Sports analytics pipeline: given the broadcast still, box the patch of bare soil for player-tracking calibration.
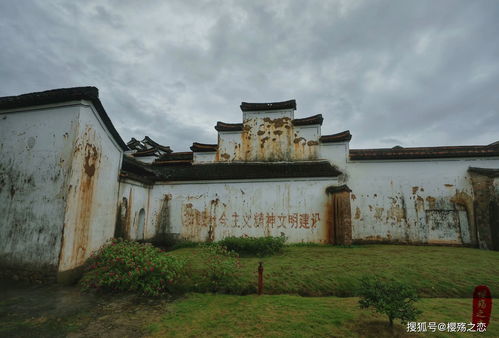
[0,280,171,338]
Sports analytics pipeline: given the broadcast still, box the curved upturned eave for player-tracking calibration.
[320,130,352,143]
[240,99,296,112]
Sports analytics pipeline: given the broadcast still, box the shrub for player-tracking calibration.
[196,244,243,293]
[80,239,185,296]
[358,276,421,327]
[218,236,286,256]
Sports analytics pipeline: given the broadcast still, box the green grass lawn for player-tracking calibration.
[1,245,497,337]
[168,244,499,297]
[148,294,498,337]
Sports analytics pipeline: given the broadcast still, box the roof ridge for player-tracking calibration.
[350,144,499,160]
[240,100,296,112]
[292,114,324,126]
[215,121,243,132]
[190,142,218,152]
[320,130,352,143]
[0,86,127,150]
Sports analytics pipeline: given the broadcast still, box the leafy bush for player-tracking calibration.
[80,239,185,296]
[358,276,421,327]
[218,236,286,256]
[196,244,243,293]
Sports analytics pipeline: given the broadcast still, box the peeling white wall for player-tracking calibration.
[58,102,123,273]
[216,109,322,162]
[291,125,320,161]
[145,178,338,243]
[347,158,499,245]
[121,155,499,246]
[242,109,295,161]
[0,104,79,272]
[3,95,498,280]
[217,131,242,162]
[117,180,152,240]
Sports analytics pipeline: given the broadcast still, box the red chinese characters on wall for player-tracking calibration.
[182,205,321,230]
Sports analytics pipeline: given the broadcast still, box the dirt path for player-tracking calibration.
[0,280,171,338]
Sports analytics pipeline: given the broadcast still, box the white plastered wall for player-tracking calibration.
[346,158,499,245]
[143,177,339,243]
[117,180,153,240]
[0,104,79,273]
[58,102,123,273]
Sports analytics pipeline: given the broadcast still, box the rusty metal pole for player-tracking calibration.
[258,262,264,295]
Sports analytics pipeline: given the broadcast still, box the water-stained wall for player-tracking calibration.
[3,91,498,285]
[116,180,154,241]
[217,131,241,162]
[0,105,79,275]
[240,110,295,161]
[293,125,321,161]
[123,155,498,248]
[58,104,123,276]
[347,158,499,246]
[145,178,339,243]
[216,108,321,162]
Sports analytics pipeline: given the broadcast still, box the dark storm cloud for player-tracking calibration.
[1,0,498,151]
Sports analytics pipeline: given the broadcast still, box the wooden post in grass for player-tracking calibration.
[258,262,264,295]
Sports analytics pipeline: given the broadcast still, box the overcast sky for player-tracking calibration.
[1,0,498,151]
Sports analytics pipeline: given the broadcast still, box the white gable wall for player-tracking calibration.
[0,104,79,275]
[292,125,321,160]
[320,142,349,173]
[58,102,123,276]
[217,131,241,161]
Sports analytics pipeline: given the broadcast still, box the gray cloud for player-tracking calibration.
[1,0,498,151]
